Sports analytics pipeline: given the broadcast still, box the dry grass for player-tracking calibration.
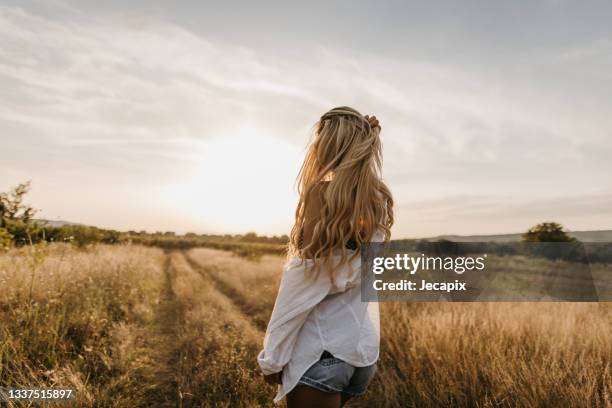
[361,302,611,407]
[0,243,166,407]
[1,244,610,407]
[186,248,283,330]
[187,248,612,407]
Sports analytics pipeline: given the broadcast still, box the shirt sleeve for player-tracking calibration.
[257,262,331,375]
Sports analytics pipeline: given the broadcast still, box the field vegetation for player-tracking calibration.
[1,243,610,407]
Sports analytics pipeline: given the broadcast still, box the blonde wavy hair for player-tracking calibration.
[288,106,394,280]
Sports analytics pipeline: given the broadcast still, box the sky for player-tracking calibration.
[1,0,611,238]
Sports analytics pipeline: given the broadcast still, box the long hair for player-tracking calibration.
[288,106,394,281]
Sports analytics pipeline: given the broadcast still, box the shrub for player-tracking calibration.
[523,222,574,242]
[0,227,12,251]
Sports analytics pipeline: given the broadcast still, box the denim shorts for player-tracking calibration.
[297,352,377,396]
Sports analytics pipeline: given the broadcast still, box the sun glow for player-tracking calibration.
[164,126,303,234]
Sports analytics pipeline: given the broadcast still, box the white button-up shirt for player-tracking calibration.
[257,231,383,403]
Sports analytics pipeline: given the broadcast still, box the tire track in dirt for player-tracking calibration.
[142,252,186,408]
[183,252,267,333]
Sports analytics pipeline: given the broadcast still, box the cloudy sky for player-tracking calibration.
[1,0,611,238]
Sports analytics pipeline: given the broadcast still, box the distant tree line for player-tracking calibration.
[125,230,289,245]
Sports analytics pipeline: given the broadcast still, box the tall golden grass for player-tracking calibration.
[187,248,612,407]
[0,244,166,407]
[0,244,610,407]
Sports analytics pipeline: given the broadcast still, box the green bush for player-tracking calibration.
[42,225,116,248]
[0,227,13,251]
[3,218,42,245]
[523,222,574,242]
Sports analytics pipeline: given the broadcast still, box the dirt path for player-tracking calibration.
[141,253,187,408]
[139,251,268,407]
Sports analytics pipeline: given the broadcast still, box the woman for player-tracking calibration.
[257,106,394,407]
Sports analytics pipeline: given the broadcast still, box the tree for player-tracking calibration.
[522,222,574,242]
[1,182,39,245]
[0,181,36,227]
[522,222,584,261]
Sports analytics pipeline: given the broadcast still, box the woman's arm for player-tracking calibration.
[257,260,332,377]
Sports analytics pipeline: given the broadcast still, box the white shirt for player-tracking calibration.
[257,231,383,403]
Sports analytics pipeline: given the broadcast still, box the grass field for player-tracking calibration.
[1,244,611,407]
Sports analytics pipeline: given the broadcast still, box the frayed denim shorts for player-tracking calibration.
[298,351,377,396]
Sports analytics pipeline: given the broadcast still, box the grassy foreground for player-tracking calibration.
[0,244,610,407]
